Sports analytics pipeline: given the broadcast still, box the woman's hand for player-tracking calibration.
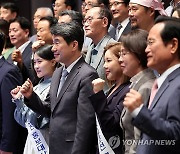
[92,78,105,93]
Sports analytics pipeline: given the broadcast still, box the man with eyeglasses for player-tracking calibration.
[84,6,116,91]
[84,0,110,15]
[52,0,75,19]
[108,0,131,41]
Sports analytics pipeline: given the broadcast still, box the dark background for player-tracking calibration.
[0,0,171,35]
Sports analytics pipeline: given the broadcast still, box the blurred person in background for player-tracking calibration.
[0,19,15,59]
[0,2,19,22]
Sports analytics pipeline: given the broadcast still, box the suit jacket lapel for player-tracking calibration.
[91,35,112,69]
[149,80,169,110]
[22,42,32,60]
[149,67,180,110]
[51,57,84,112]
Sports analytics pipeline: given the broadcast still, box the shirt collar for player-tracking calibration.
[157,64,180,88]
[16,41,31,53]
[64,56,82,73]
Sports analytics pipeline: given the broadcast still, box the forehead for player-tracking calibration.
[34,9,45,16]
[129,3,145,9]
[53,35,64,41]
[0,7,11,12]
[148,23,164,39]
[110,0,123,2]
[86,7,100,17]
[58,15,72,23]
[37,20,50,27]
[85,0,98,3]
[10,22,21,28]
[55,0,65,4]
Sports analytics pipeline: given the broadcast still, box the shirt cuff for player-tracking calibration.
[131,104,143,117]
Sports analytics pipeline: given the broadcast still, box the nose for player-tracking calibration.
[119,56,123,63]
[128,9,134,18]
[51,45,56,52]
[103,62,107,69]
[145,45,150,54]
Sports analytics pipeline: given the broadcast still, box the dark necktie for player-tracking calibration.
[57,69,68,97]
[115,24,122,41]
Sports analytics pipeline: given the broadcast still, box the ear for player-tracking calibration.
[149,8,155,18]
[71,40,78,51]
[24,29,30,38]
[51,59,57,67]
[66,6,72,10]
[11,12,17,19]
[170,38,178,54]
[102,17,108,28]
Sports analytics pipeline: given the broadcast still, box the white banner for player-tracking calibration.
[96,115,115,154]
[25,121,49,154]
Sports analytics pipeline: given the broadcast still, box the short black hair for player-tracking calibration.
[0,2,19,16]
[39,16,58,28]
[155,16,180,58]
[59,10,83,27]
[0,32,6,54]
[65,0,76,10]
[50,21,84,51]
[35,44,54,60]
[0,19,13,48]
[10,17,31,34]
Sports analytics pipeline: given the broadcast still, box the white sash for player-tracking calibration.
[25,121,49,154]
[96,115,115,154]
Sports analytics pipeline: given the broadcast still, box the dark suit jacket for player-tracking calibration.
[7,42,34,83]
[108,21,131,42]
[133,67,180,154]
[89,82,130,154]
[0,57,27,154]
[25,57,99,154]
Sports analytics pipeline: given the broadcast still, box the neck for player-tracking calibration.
[92,31,107,46]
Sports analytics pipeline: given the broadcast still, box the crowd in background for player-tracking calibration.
[0,0,180,154]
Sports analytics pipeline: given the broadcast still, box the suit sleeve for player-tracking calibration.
[25,91,51,118]
[0,68,22,152]
[132,88,180,140]
[71,72,98,154]
[89,89,127,132]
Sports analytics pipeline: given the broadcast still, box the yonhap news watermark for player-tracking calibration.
[123,139,176,146]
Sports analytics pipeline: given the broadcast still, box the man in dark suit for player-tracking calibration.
[0,32,26,154]
[8,17,34,83]
[123,16,180,154]
[14,22,99,154]
[108,0,131,41]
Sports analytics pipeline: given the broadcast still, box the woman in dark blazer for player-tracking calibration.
[89,42,130,154]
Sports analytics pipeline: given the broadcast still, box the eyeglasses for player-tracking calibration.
[119,51,130,57]
[83,16,103,24]
[109,1,125,8]
[83,2,99,8]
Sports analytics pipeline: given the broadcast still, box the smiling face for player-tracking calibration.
[145,23,174,74]
[119,45,141,77]
[9,22,29,48]
[33,53,55,79]
[37,20,52,44]
[109,0,129,22]
[104,49,123,81]
[51,35,74,66]
[128,3,153,30]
